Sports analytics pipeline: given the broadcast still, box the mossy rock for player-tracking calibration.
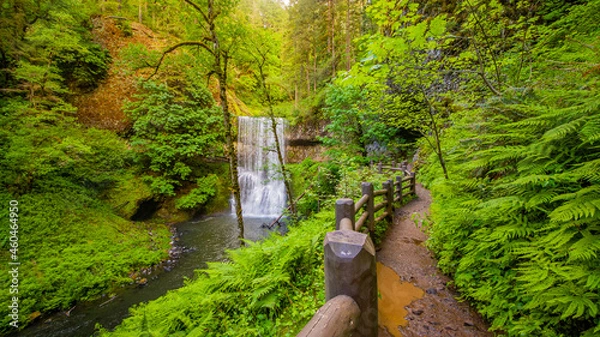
[102,173,153,219]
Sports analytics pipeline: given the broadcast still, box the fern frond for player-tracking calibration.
[543,116,588,141]
[585,271,600,291]
[568,231,600,261]
[525,191,558,210]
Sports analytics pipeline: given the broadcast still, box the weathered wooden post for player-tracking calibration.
[361,182,374,233]
[383,180,394,223]
[411,173,416,195]
[335,198,355,230]
[392,160,396,168]
[395,176,403,205]
[324,230,378,337]
[377,162,382,174]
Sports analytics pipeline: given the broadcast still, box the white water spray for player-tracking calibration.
[237,117,286,217]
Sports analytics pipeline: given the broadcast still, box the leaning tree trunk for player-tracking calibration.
[218,61,244,243]
[257,63,296,216]
[268,109,295,216]
[208,0,244,244]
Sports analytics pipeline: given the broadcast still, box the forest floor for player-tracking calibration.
[377,184,493,337]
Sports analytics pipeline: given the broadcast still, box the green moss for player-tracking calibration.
[201,163,232,214]
[102,172,154,219]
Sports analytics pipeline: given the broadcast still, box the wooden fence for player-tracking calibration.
[297,163,416,337]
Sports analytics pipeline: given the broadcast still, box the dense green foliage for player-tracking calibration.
[99,211,332,337]
[0,0,226,331]
[2,0,599,335]
[0,101,171,331]
[125,79,224,201]
[414,1,600,336]
[316,0,600,335]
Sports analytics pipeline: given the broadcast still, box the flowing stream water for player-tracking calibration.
[16,117,288,336]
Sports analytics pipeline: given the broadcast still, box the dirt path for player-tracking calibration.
[377,184,493,337]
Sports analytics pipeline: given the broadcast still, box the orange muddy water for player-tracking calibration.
[377,262,424,337]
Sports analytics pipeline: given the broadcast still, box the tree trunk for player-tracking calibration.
[306,62,311,95]
[258,65,296,216]
[313,51,317,92]
[294,82,298,109]
[427,109,449,180]
[346,0,351,71]
[208,0,245,244]
[329,0,336,76]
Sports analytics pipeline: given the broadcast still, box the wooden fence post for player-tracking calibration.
[383,180,394,223]
[377,162,382,174]
[361,182,374,234]
[395,176,403,205]
[411,173,416,195]
[324,230,378,337]
[335,198,355,230]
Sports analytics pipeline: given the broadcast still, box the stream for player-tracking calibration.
[15,214,284,337]
[17,116,288,336]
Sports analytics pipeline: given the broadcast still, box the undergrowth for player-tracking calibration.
[98,211,335,337]
[0,101,172,331]
[419,2,600,335]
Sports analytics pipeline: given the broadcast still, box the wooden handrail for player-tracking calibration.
[297,295,360,337]
[373,189,387,196]
[355,211,369,231]
[339,217,353,231]
[375,212,390,223]
[354,194,369,213]
[374,202,386,213]
[298,162,417,337]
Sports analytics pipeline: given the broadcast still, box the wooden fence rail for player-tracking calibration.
[297,163,416,337]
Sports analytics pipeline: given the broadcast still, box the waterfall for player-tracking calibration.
[237,116,286,217]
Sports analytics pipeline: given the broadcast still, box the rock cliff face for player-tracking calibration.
[285,120,328,163]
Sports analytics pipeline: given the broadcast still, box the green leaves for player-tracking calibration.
[175,175,219,210]
[419,1,600,336]
[125,79,224,197]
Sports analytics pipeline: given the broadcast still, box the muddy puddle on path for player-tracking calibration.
[377,262,424,337]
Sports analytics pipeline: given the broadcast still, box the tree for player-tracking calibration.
[150,0,247,243]
[284,0,368,100]
[244,27,297,216]
[338,0,453,178]
[125,79,224,199]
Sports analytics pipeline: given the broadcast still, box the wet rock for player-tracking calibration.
[426,288,438,295]
[464,320,475,326]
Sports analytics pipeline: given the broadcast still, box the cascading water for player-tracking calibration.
[237,116,287,217]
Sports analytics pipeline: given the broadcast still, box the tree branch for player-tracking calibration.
[148,41,214,80]
[471,39,503,96]
[182,0,210,23]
